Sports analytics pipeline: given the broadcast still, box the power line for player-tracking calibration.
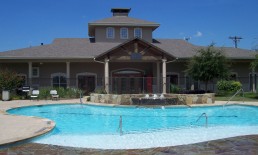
[229,36,243,48]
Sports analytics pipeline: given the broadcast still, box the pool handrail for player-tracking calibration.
[223,88,244,108]
[117,115,123,136]
[196,113,208,128]
[80,91,83,104]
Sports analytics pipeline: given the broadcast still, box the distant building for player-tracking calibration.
[0,8,256,94]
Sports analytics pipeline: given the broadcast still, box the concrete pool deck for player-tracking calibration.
[0,99,258,154]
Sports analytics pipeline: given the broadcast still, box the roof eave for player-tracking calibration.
[0,57,94,60]
[178,56,255,60]
[88,23,160,27]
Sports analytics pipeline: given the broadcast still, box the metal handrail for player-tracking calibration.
[117,115,123,136]
[195,113,208,128]
[223,88,244,108]
[80,92,83,104]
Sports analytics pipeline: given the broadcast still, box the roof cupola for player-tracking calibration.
[111,8,131,16]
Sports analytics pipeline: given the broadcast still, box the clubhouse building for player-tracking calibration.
[0,8,256,94]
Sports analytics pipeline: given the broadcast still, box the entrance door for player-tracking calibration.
[78,75,95,95]
[112,70,143,94]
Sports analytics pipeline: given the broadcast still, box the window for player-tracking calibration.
[134,28,142,38]
[106,27,115,39]
[51,73,67,88]
[185,75,199,90]
[249,73,257,91]
[120,27,128,39]
[167,72,179,93]
[32,67,39,77]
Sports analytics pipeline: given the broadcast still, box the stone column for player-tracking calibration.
[162,58,167,94]
[104,58,109,94]
[66,62,70,88]
[156,62,160,93]
[28,62,32,86]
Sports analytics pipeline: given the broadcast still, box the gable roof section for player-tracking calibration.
[94,38,176,61]
[88,16,160,37]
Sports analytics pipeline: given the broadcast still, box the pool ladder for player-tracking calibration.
[195,113,208,128]
[80,92,83,104]
[117,115,123,136]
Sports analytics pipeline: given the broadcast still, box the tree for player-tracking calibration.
[0,69,22,91]
[250,54,258,92]
[186,44,229,91]
[251,54,258,70]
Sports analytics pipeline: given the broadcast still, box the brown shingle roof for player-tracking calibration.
[0,38,119,59]
[153,39,256,59]
[0,38,255,60]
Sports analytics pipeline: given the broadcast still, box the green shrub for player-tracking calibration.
[217,80,242,96]
[94,87,107,94]
[37,87,82,99]
[38,87,52,99]
[0,69,23,91]
[10,91,23,100]
[170,84,181,94]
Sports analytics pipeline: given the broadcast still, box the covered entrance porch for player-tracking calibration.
[94,38,176,94]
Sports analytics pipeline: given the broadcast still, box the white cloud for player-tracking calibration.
[194,31,203,37]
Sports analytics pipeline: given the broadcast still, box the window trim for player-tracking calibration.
[134,28,142,38]
[120,27,128,39]
[106,27,115,39]
[32,67,39,78]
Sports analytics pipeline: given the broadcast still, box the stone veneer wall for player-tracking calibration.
[90,93,215,105]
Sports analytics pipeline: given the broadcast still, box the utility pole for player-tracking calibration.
[229,36,243,48]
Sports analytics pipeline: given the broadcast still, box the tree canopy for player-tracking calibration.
[251,54,258,71]
[186,45,230,91]
[0,69,22,91]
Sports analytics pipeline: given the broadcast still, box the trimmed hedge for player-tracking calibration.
[216,80,242,95]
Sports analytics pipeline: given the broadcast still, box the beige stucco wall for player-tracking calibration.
[95,26,153,43]
[0,60,253,91]
[0,63,28,75]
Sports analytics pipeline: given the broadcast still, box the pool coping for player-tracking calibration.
[0,99,258,148]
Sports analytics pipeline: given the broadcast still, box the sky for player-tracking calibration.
[0,0,258,52]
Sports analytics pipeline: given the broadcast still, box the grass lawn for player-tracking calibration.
[215,92,258,101]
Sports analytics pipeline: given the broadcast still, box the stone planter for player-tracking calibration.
[90,93,215,105]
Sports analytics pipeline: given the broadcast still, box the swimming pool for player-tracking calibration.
[8,104,258,149]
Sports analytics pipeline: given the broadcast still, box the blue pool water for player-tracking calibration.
[7,104,258,149]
